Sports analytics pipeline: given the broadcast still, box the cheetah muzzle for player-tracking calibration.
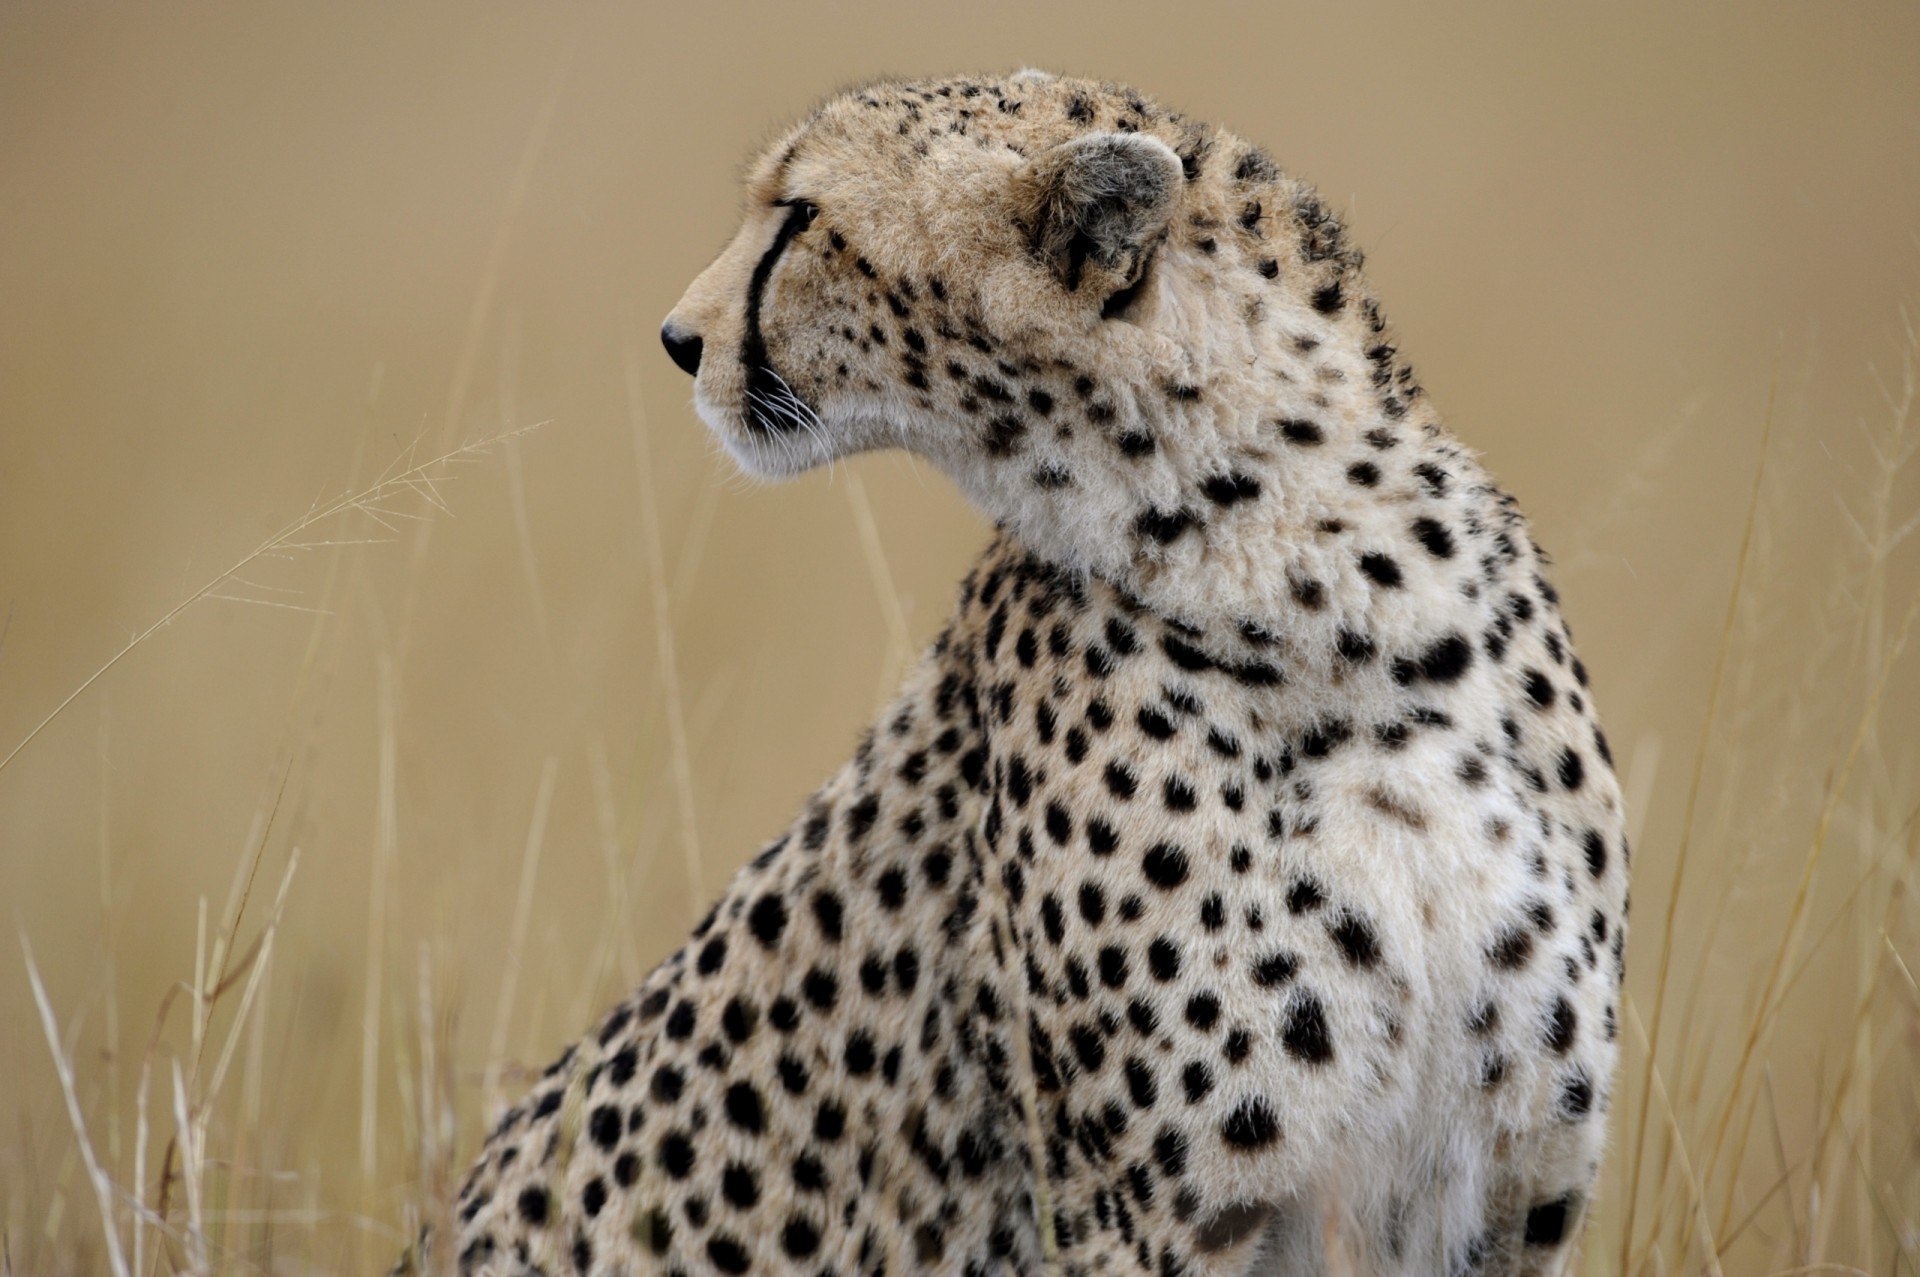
[424,70,1628,1277]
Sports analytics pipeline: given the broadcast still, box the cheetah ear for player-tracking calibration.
[1016,131,1182,295]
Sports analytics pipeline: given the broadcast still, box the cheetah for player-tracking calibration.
[430,71,1628,1277]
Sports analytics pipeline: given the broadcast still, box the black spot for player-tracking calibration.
[748,894,788,948]
[1358,552,1403,588]
[1583,829,1608,878]
[845,1030,877,1075]
[1182,1061,1214,1103]
[1286,878,1325,914]
[1300,719,1352,757]
[811,890,844,942]
[706,1234,751,1274]
[1277,418,1322,445]
[664,1001,696,1040]
[984,414,1027,456]
[1041,893,1068,944]
[1524,1197,1574,1246]
[1311,282,1344,314]
[1545,997,1577,1054]
[1134,507,1195,545]
[651,1063,686,1104]
[1153,1128,1190,1180]
[858,954,888,996]
[1336,629,1376,663]
[1329,914,1381,968]
[1161,635,1212,672]
[1116,430,1156,457]
[1200,893,1227,931]
[1346,461,1380,488]
[783,1216,822,1258]
[725,1082,765,1134]
[1392,632,1474,685]
[1071,1024,1106,1073]
[1488,927,1534,970]
[802,967,838,1011]
[1411,517,1455,558]
[1142,844,1190,889]
[589,1104,621,1151]
[1220,1098,1281,1150]
[517,1186,549,1226]
[722,1162,760,1210]
[1560,1069,1594,1118]
[1251,951,1298,987]
[1201,473,1262,506]
[1282,994,1333,1064]
[1558,748,1586,791]
[659,1130,696,1178]
[1137,706,1177,740]
[1524,669,1556,708]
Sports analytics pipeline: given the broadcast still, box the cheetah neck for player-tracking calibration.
[945,289,1498,662]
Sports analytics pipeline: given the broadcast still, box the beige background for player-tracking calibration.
[2,2,1917,1270]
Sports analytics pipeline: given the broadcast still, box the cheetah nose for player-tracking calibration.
[660,322,703,377]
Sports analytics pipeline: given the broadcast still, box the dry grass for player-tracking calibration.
[2,304,1915,1275]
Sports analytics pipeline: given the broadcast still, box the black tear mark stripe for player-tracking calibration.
[742,201,815,433]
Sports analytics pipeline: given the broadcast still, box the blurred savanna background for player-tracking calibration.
[2,2,1918,1272]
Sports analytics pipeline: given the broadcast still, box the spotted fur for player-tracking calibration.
[425,70,1627,1277]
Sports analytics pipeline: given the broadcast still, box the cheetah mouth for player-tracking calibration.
[695,381,832,480]
[743,360,818,437]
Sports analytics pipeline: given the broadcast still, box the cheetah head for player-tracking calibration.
[663,72,1376,592]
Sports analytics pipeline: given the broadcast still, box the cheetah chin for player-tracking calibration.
[424,70,1628,1277]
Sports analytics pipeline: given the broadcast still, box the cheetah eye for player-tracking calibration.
[780,198,821,225]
